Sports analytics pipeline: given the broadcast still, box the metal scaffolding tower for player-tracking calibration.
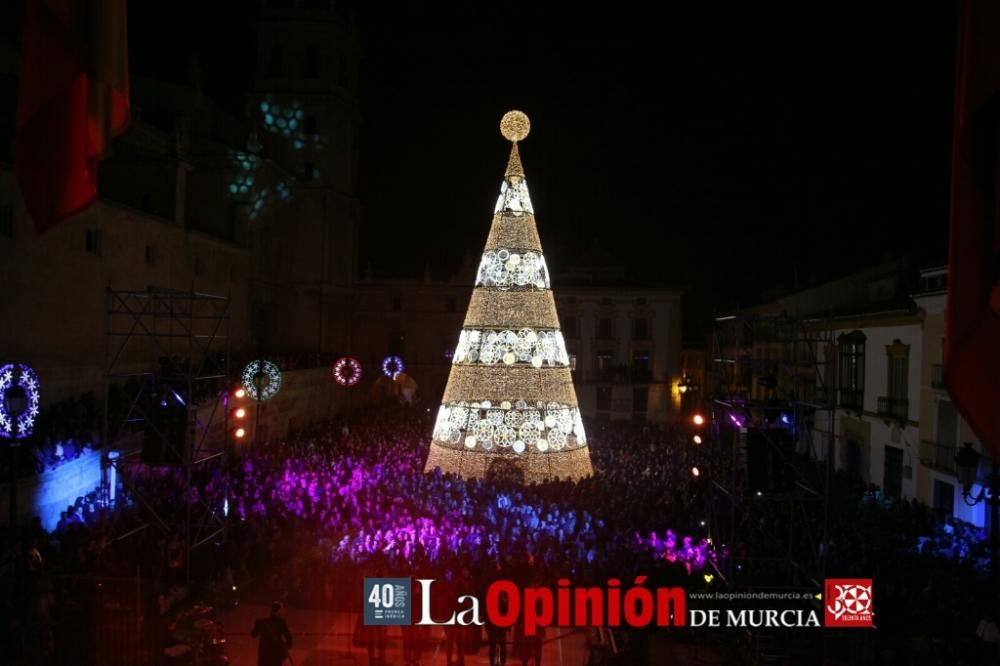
[708,311,844,661]
[102,287,231,581]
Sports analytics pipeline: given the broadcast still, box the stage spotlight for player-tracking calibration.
[234,388,246,399]
[692,414,705,426]
[691,466,701,477]
[235,408,246,419]
[235,427,246,439]
[693,434,703,445]
[780,413,791,424]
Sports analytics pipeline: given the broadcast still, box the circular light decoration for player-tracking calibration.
[0,364,41,439]
[500,110,531,142]
[381,355,405,379]
[333,356,363,387]
[241,360,282,401]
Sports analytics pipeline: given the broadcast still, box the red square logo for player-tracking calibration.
[824,579,874,628]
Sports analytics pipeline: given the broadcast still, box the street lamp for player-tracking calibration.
[955,442,998,504]
[954,442,1000,588]
[678,375,699,417]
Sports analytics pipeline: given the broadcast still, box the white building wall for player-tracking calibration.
[827,321,922,500]
[912,288,989,528]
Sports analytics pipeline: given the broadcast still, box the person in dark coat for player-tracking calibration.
[251,601,293,666]
[484,561,510,666]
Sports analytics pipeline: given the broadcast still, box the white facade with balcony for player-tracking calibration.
[813,266,989,527]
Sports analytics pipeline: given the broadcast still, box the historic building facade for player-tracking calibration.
[0,3,684,431]
[711,262,990,527]
[0,3,361,408]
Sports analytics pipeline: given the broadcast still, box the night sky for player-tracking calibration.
[110,4,961,334]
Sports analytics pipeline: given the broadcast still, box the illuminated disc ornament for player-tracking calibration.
[0,363,41,439]
[241,360,282,401]
[381,355,405,378]
[332,356,362,387]
[500,110,530,142]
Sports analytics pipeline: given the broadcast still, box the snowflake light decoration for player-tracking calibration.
[0,363,41,439]
[227,150,259,197]
[476,250,549,289]
[248,187,270,221]
[260,98,304,139]
[276,181,291,201]
[432,401,586,454]
[242,360,282,401]
[333,357,362,387]
[381,356,405,379]
[452,328,569,367]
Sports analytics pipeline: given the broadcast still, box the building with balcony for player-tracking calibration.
[555,283,683,423]
[713,261,989,527]
[817,301,923,501]
[911,266,988,527]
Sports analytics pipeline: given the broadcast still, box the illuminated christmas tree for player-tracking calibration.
[425,111,594,483]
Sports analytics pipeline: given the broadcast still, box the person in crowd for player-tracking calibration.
[251,601,293,666]
[976,610,999,665]
[484,561,510,666]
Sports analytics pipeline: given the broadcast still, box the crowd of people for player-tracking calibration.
[1,404,716,664]
[1,400,996,665]
[219,406,714,613]
[0,392,100,480]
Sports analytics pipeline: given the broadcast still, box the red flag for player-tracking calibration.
[945,0,1000,460]
[14,0,130,234]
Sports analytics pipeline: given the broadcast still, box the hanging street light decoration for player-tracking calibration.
[0,363,41,439]
[381,355,405,379]
[241,360,282,401]
[333,356,363,387]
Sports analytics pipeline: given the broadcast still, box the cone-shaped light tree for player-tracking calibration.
[425,111,594,483]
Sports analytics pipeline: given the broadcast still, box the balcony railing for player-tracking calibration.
[838,389,864,411]
[877,397,908,422]
[931,363,945,389]
[920,440,956,474]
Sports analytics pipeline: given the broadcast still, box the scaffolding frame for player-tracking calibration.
[102,287,231,581]
[708,311,843,660]
[710,312,837,575]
